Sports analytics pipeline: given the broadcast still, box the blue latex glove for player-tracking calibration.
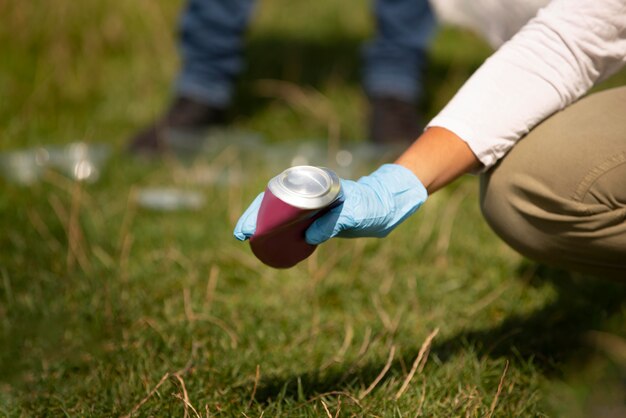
[305,164,428,244]
[233,192,263,241]
[233,164,428,243]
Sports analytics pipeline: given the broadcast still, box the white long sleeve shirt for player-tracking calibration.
[427,0,626,169]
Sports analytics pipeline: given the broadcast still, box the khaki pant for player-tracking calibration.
[480,86,626,280]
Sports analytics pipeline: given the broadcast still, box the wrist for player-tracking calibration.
[394,127,481,193]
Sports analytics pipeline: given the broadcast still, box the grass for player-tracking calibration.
[2,0,626,416]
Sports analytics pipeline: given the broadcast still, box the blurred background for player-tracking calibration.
[2,0,626,416]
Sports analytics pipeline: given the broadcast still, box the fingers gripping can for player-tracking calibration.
[250,165,343,268]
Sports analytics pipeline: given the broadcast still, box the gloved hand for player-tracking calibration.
[305,163,427,244]
[233,164,428,244]
[233,192,264,241]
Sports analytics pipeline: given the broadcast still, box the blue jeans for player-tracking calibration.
[176,0,436,108]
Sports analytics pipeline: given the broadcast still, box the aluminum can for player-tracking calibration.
[250,165,343,268]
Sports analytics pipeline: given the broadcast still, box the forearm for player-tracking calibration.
[394,127,481,193]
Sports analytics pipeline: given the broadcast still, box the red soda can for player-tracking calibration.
[249,165,343,268]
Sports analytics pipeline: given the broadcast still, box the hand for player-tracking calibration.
[233,192,264,241]
[304,164,428,244]
[233,164,428,244]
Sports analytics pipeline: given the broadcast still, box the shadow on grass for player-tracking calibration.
[250,264,626,403]
[432,264,626,371]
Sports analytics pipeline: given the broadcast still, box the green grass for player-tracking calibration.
[2,0,626,416]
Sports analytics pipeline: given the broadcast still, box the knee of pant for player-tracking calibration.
[480,163,626,271]
[480,172,522,247]
[479,170,555,261]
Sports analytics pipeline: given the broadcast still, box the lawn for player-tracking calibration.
[2,0,626,416]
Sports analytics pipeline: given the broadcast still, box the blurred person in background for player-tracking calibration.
[128,0,437,155]
[235,0,626,279]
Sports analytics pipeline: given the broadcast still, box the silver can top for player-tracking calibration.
[268,165,342,209]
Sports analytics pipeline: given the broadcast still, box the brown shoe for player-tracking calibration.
[127,96,227,156]
[368,96,423,146]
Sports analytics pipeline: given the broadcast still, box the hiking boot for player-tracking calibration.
[368,96,423,146]
[127,96,227,156]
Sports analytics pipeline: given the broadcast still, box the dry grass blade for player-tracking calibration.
[338,328,380,384]
[321,400,333,418]
[296,391,361,410]
[334,396,342,418]
[121,372,170,418]
[92,246,115,269]
[204,264,220,310]
[43,169,83,195]
[321,321,354,370]
[248,365,260,409]
[173,393,201,418]
[255,79,334,124]
[357,327,373,357]
[122,341,199,418]
[26,208,63,252]
[466,283,511,317]
[67,181,92,273]
[336,322,354,359]
[359,345,396,400]
[192,314,239,348]
[183,287,195,323]
[487,360,509,418]
[173,373,200,418]
[48,187,91,274]
[395,328,439,400]
[372,295,393,332]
